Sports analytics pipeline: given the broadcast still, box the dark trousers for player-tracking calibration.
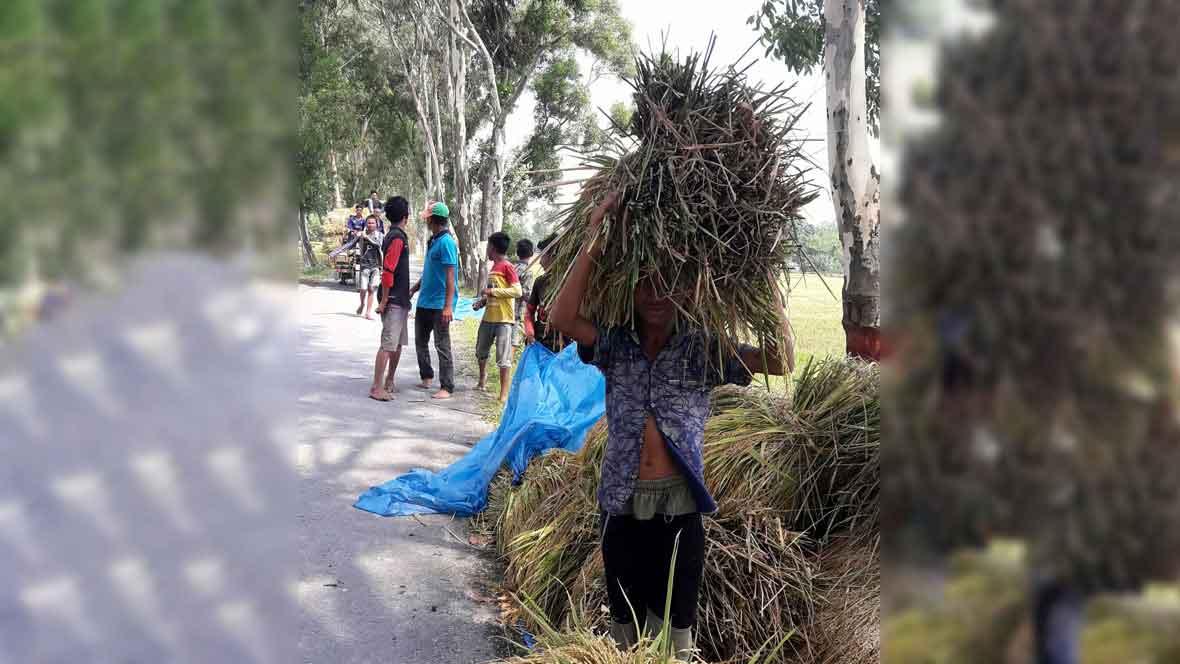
[600,512,705,630]
[414,307,454,392]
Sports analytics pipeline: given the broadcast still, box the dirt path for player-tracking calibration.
[295,275,503,664]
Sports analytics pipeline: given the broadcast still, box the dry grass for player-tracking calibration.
[543,40,816,364]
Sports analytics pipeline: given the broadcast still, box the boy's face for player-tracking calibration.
[366,218,377,232]
[634,275,675,328]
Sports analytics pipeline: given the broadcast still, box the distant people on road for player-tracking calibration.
[512,238,535,348]
[346,203,367,236]
[365,190,383,219]
[370,196,412,401]
[472,232,522,404]
[409,201,460,401]
[525,234,566,353]
[356,215,384,320]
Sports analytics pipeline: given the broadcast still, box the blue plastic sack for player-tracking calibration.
[354,343,605,517]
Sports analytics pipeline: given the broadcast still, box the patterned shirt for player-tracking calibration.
[578,326,754,514]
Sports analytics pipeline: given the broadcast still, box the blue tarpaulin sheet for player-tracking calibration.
[408,294,479,321]
[354,343,605,517]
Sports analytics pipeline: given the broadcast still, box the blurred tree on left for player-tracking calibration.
[0,0,296,287]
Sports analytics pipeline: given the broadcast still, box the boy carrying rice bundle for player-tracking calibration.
[548,193,796,660]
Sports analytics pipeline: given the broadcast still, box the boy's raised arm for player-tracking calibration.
[548,192,619,347]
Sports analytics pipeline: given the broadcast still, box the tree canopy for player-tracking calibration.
[750,0,880,134]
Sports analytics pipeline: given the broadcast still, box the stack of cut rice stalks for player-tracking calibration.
[483,358,880,663]
[541,39,816,365]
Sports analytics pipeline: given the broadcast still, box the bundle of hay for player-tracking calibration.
[544,40,816,360]
[479,422,607,625]
[705,360,880,545]
[803,536,880,664]
[485,359,880,662]
[696,513,816,662]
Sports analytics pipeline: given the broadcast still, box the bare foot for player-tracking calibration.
[384,383,400,395]
[431,389,453,400]
[475,383,486,393]
[356,305,364,315]
[364,313,374,320]
[368,388,392,402]
[415,380,432,390]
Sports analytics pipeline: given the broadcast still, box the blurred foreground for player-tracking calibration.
[0,254,300,662]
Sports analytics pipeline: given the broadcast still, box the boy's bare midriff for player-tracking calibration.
[639,413,682,480]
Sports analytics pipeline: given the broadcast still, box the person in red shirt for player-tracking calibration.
[370,197,412,401]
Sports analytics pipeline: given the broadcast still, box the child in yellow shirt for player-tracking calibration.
[472,232,522,402]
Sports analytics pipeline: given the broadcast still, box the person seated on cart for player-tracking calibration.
[344,204,367,241]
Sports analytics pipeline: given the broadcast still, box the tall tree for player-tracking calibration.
[299,0,419,266]
[434,0,632,284]
[753,0,881,360]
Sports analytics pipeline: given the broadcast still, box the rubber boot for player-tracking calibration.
[670,626,695,661]
[609,621,638,650]
[643,609,664,639]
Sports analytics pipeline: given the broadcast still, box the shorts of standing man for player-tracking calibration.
[380,304,410,352]
[476,321,514,369]
[358,266,380,291]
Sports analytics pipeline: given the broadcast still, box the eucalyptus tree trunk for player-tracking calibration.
[475,164,494,289]
[328,150,343,210]
[489,120,506,234]
[425,59,447,198]
[824,0,881,360]
[298,207,316,267]
[447,0,477,288]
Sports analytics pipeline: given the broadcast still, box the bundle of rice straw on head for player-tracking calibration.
[544,38,816,361]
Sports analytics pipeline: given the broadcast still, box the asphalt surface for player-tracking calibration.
[0,255,506,664]
[295,275,504,664]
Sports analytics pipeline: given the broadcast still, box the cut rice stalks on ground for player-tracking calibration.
[706,359,880,546]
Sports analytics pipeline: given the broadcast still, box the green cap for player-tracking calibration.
[430,201,450,219]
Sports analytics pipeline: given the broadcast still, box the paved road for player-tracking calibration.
[295,276,503,664]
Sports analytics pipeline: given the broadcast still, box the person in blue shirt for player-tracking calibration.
[548,191,795,659]
[346,204,367,235]
[408,201,460,400]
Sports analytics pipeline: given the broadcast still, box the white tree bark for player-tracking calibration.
[437,0,541,240]
[824,0,881,359]
[374,4,444,201]
[447,0,477,287]
[299,207,317,267]
[328,149,343,210]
